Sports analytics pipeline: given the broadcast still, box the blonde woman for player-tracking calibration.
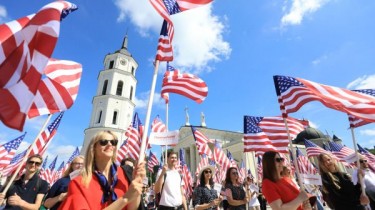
[318,153,369,210]
[59,130,145,210]
[44,155,84,210]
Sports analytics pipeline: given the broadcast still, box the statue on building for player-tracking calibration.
[201,112,206,127]
[185,106,190,126]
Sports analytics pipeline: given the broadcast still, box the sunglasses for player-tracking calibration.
[72,162,84,166]
[275,157,285,163]
[98,139,118,146]
[204,170,212,174]
[360,160,368,163]
[231,171,238,175]
[27,160,42,166]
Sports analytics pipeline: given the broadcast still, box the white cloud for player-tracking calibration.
[308,120,319,129]
[359,128,375,136]
[311,54,328,65]
[114,0,231,73]
[281,0,329,27]
[134,91,166,111]
[347,75,375,89]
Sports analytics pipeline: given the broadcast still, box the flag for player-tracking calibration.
[273,75,375,122]
[180,149,193,197]
[116,140,128,164]
[1,149,27,176]
[238,160,246,182]
[155,20,173,62]
[41,155,58,184]
[151,115,167,133]
[0,133,26,168]
[296,147,317,174]
[195,154,209,177]
[53,161,65,182]
[124,113,144,161]
[304,139,330,158]
[227,150,238,168]
[148,151,159,173]
[213,141,231,172]
[0,1,78,131]
[357,144,375,172]
[328,141,356,163]
[243,115,308,155]
[247,169,254,179]
[30,112,64,156]
[28,59,83,118]
[191,127,213,159]
[348,89,375,128]
[161,65,208,104]
[62,147,80,173]
[257,156,263,180]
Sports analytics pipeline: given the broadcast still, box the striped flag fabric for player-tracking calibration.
[213,141,231,172]
[273,75,375,123]
[328,141,356,162]
[243,115,308,155]
[41,155,58,184]
[0,133,26,168]
[191,127,213,159]
[28,59,83,118]
[161,65,208,104]
[1,149,27,176]
[0,1,78,131]
[348,89,375,128]
[151,115,167,133]
[62,147,80,174]
[238,160,246,182]
[304,139,330,158]
[227,150,238,168]
[155,20,173,62]
[148,151,159,173]
[116,140,129,164]
[53,161,65,182]
[179,149,193,197]
[124,113,144,161]
[296,147,317,174]
[195,154,209,177]
[29,112,64,156]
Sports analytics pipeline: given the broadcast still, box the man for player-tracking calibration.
[154,151,187,210]
[360,157,375,210]
[0,154,49,210]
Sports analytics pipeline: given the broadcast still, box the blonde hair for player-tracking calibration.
[318,153,342,192]
[81,130,118,187]
[62,155,84,178]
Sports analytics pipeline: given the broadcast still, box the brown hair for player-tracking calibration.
[317,153,341,191]
[27,154,43,163]
[225,167,238,186]
[262,151,278,182]
[167,151,178,158]
[62,155,84,177]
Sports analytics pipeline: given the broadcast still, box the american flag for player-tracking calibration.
[213,141,231,172]
[195,154,209,177]
[0,133,26,168]
[304,139,330,158]
[244,115,308,155]
[62,147,80,174]
[151,115,167,133]
[30,112,64,156]
[53,161,65,183]
[191,127,213,159]
[123,112,144,161]
[161,65,208,104]
[148,151,159,173]
[155,20,173,62]
[227,150,238,168]
[357,144,375,172]
[348,89,375,128]
[257,156,263,180]
[247,169,254,179]
[179,149,193,197]
[28,59,83,118]
[238,160,246,182]
[328,141,355,162]
[273,75,375,123]
[295,147,317,174]
[41,155,58,184]
[1,149,27,176]
[0,1,78,131]
[116,140,128,164]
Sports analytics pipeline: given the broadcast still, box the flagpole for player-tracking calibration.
[1,114,53,195]
[252,151,259,184]
[139,60,160,164]
[283,117,304,190]
[350,127,366,195]
[165,102,169,162]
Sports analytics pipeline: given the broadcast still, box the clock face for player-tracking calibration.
[120,59,127,65]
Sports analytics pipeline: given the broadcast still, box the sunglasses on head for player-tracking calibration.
[204,170,212,174]
[98,139,118,146]
[360,160,367,163]
[275,157,285,163]
[27,160,42,166]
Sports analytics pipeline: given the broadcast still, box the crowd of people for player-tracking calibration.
[0,130,374,210]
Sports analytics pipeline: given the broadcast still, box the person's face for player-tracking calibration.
[322,155,336,172]
[203,168,212,180]
[94,133,118,160]
[71,158,84,170]
[360,158,369,169]
[274,154,285,174]
[26,157,42,173]
[230,169,239,182]
[167,154,178,166]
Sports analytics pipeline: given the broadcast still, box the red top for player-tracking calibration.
[262,177,302,210]
[59,166,129,210]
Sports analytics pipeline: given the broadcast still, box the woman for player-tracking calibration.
[44,155,84,210]
[261,151,310,210]
[193,165,221,210]
[224,167,249,210]
[318,153,369,210]
[280,166,298,188]
[244,177,260,210]
[59,130,145,210]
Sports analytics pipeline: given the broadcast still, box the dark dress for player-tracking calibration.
[225,184,246,210]
[193,185,218,210]
[322,172,363,210]
[45,176,70,210]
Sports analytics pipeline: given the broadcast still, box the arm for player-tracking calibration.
[268,191,308,210]
[225,188,248,207]
[7,193,45,210]
[154,165,167,194]
[44,192,67,209]
[181,186,188,210]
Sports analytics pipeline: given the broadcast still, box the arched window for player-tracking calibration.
[97,110,102,123]
[112,111,118,124]
[116,81,123,96]
[129,86,133,100]
[109,60,114,69]
[102,80,108,95]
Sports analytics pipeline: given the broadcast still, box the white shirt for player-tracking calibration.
[156,169,183,207]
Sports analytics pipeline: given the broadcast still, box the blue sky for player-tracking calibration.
[1,0,375,167]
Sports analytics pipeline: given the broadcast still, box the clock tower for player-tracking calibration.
[81,35,138,154]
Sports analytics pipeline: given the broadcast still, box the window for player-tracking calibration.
[116,81,123,96]
[131,66,135,75]
[97,111,102,123]
[112,111,118,124]
[102,80,108,95]
[109,60,114,69]
[129,86,133,100]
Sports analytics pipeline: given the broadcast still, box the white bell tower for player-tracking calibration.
[81,35,138,154]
